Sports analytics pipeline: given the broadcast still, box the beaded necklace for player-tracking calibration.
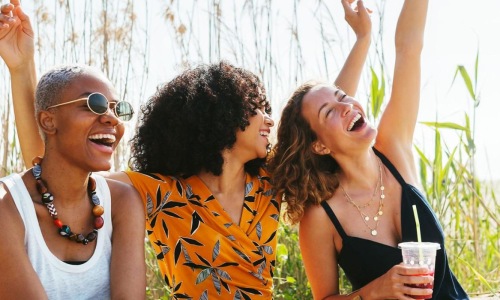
[31,156,104,245]
[338,158,385,236]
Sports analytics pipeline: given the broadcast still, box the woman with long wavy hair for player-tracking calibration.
[268,0,468,299]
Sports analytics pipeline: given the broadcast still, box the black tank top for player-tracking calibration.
[320,148,468,299]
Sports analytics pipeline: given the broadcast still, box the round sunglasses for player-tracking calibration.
[46,92,134,121]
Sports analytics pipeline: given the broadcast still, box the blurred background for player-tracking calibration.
[0,0,498,298]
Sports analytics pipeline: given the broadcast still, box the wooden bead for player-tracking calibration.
[59,225,71,236]
[88,177,96,191]
[94,216,104,229]
[76,234,85,243]
[86,231,97,242]
[36,180,48,194]
[32,156,42,166]
[53,219,63,228]
[92,205,104,217]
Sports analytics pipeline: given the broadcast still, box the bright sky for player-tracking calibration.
[146,0,500,181]
[17,0,500,180]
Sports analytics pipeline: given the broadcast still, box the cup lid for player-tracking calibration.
[398,242,441,250]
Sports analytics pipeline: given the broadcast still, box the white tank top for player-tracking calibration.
[0,173,113,300]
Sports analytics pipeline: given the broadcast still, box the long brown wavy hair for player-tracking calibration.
[268,81,340,225]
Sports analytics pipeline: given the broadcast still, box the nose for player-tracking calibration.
[264,114,274,127]
[99,108,121,126]
[341,102,353,117]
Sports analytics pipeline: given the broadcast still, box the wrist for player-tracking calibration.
[8,58,36,76]
[355,34,371,45]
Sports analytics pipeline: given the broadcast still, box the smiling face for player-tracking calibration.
[301,85,376,156]
[41,71,124,171]
[233,105,274,162]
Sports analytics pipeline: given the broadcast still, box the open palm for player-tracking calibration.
[0,1,34,70]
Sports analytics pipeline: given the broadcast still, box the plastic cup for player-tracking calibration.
[398,242,441,299]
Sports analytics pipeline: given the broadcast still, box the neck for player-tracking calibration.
[33,154,92,205]
[335,149,380,190]
[197,158,246,195]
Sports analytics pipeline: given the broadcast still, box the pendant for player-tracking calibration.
[371,230,377,236]
[364,216,370,221]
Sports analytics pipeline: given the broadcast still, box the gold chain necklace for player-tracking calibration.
[338,159,385,236]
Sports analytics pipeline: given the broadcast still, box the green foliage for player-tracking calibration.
[273,224,312,299]
[0,1,497,298]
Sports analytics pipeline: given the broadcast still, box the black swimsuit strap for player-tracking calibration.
[373,148,407,186]
[320,201,348,240]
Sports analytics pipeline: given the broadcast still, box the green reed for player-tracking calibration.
[0,1,498,298]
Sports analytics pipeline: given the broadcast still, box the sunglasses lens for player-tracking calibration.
[88,93,109,114]
[115,101,134,121]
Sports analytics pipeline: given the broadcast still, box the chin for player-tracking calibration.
[89,161,113,172]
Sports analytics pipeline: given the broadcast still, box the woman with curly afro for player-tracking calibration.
[1,0,371,297]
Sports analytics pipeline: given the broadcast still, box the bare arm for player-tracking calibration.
[301,202,434,300]
[299,203,341,299]
[108,179,146,299]
[0,0,43,167]
[374,0,429,184]
[334,0,371,96]
[0,184,48,299]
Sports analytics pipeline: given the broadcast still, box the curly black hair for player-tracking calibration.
[129,61,271,177]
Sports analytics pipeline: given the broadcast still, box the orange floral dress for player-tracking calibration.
[125,168,280,299]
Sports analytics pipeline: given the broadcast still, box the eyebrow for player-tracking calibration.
[317,89,343,118]
[317,103,328,118]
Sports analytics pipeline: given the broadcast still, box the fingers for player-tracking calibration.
[0,5,15,29]
[1,3,14,15]
[355,0,371,16]
[341,0,354,15]
[10,0,21,7]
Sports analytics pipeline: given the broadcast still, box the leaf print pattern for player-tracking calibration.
[244,182,253,197]
[212,240,220,262]
[256,222,262,240]
[126,169,280,299]
[199,290,208,300]
[190,211,204,235]
[184,245,239,295]
[232,247,251,263]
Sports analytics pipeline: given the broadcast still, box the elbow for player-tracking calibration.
[395,35,424,56]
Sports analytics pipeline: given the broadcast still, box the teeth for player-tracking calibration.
[89,134,116,142]
[259,131,269,137]
[347,114,361,131]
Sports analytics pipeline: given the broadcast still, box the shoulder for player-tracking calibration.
[0,174,25,216]
[0,176,28,248]
[106,178,144,217]
[0,179,16,214]
[124,170,178,187]
[300,201,335,238]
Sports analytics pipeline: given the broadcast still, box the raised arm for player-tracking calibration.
[0,0,43,167]
[334,0,371,96]
[374,0,429,184]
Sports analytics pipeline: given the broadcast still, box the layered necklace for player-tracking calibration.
[31,156,104,245]
[338,158,385,236]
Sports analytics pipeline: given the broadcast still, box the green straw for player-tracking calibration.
[412,205,424,264]
[412,205,422,243]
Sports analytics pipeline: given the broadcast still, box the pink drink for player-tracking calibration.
[399,242,440,300]
[405,272,434,299]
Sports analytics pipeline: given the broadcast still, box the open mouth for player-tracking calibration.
[347,114,365,131]
[259,131,269,137]
[89,134,116,147]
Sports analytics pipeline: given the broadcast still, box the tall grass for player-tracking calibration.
[0,0,497,298]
